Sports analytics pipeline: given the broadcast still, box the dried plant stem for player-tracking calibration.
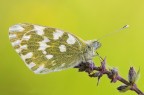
[105,70,143,94]
[75,58,144,95]
[94,67,143,95]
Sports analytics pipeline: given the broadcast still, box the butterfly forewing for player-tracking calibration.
[9,23,87,74]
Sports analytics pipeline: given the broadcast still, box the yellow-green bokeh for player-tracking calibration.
[1,0,144,95]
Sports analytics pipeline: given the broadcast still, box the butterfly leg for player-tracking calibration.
[96,52,104,61]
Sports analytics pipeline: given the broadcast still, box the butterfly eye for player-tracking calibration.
[88,46,91,49]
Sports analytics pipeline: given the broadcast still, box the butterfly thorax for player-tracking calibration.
[82,40,101,62]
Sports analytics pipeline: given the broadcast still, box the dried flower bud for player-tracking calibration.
[100,58,106,72]
[109,68,119,83]
[74,61,97,74]
[117,85,131,92]
[89,58,107,85]
[85,62,96,74]
[128,67,140,84]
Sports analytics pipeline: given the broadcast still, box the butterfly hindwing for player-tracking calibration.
[9,23,87,74]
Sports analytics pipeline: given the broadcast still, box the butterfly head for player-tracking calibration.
[84,40,101,60]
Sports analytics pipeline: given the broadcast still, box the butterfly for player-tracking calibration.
[9,23,101,74]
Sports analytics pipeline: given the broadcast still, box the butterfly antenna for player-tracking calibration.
[97,25,129,41]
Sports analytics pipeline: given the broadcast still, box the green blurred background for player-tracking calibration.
[1,0,144,95]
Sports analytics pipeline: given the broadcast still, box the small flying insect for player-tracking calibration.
[9,23,129,74]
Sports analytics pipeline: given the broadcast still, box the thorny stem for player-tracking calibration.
[75,58,144,95]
